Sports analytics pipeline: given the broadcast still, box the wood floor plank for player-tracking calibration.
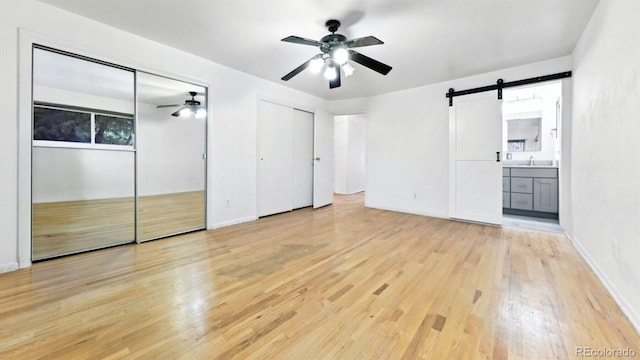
[1,193,639,359]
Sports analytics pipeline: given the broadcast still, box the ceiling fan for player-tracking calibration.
[281,19,392,89]
[156,91,206,118]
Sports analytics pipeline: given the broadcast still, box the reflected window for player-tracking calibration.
[95,114,134,145]
[33,107,91,143]
[33,104,134,148]
[507,139,526,152]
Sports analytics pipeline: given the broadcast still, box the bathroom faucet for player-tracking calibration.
[529,155,534,166]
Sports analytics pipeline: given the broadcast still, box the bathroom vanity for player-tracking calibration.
[503,166,558,219]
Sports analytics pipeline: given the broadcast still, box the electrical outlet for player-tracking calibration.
[225,200,231,208]
[413,193,417,199]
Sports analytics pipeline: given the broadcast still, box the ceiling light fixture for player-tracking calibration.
[323,64,338,81]
[194,108,207,119]
[178,108,191,117]
[309,57,324,73]
[343,63,355,77]
[332,47,349,65]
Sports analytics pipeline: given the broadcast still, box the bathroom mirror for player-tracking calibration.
[506,117,542,152]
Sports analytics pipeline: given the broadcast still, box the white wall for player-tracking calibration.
[34,85,134,114]
[0,0,327,271]
[33,148,135,202]
[334,114,366,195]
[334,116,349,194]
[362,57,572,218]
[137,102,206,197]
[569,0,640,333]
[347,115,365,194]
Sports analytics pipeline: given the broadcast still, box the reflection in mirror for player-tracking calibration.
[136,72,206,241]
[31,47,136,260]
[506,117,542,152]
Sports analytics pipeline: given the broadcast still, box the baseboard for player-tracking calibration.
[208,216,257,230]
[566,232,640,336]
[19,258,32,269]
[0,262,19,274]
[365,203,448,221]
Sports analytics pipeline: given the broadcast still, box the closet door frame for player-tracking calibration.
[17,31,210,267]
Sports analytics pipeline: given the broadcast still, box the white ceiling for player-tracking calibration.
[33,47,206,106]
[38,0,599,101]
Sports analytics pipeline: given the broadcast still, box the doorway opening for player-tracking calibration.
[501,81,563,232]
[333,114,366,197]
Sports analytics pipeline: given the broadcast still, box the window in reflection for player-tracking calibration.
[95,114,134,145]
[33,106,91,143]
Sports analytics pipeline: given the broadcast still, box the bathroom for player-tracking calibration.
[501,81,563,231]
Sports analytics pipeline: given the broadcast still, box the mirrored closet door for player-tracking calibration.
[32,47,136,260]
[136,72,206,242]
[31,47,207,260]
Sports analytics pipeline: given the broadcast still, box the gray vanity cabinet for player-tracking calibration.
[503,167,558,217]
[533,178,558,213]
[502,168,510,208]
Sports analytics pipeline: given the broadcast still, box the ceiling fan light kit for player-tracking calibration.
[156,91,207,118]
[281,19,392,89]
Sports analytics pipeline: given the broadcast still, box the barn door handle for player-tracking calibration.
[496,152,501,162]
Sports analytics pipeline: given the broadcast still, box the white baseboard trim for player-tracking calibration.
[365,203,448,220]
[0,262,19,274]
[208,216,257,230]
[19,259,32,269]
[566,232,640,336]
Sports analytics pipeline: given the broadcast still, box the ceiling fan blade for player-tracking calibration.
[281,35,324,47]
[348,50,392,75]
[156,104,181,108]
[281,55,321,81]
[329,68,341,89]
[343,36,384,48]
[171,106,186,117]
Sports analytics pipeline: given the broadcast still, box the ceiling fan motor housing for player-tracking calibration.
[325,19,341,33]
[187,91,200,106]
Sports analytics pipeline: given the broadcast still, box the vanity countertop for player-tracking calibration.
[503,165,558,169]
[502,160,557,169]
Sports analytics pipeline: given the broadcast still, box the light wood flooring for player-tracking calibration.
[32,191,205,259]
[2,193,639,359]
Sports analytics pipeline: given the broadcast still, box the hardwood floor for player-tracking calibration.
[32,191,205,259]
[2,193,639,359]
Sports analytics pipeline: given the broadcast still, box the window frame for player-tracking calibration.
[32,103,135,151]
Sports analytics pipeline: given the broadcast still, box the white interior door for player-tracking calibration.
[292,109,314,209]
[258,100,293,217]
[449,92,503,225]
[313,108,334,208]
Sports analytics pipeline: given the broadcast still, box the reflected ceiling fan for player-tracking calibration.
[156,91,206,118]
[281,19,392,89]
